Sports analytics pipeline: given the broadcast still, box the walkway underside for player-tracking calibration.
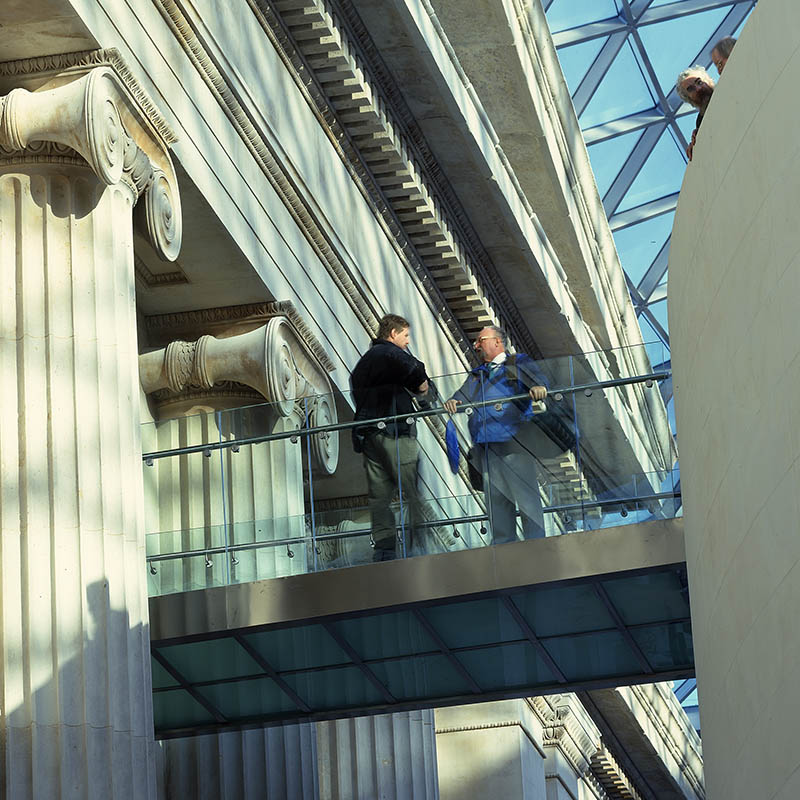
[149,520,692,738]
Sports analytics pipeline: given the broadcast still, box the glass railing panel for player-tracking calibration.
[217,398,314,581]
[455,352,578,543]
[226,518,311,583]
[142,407,230,589]
[146,526,230,596]
[414,492,488,552]
[313,504,374,570]
[300,384,371,570]
[567,358,676,531]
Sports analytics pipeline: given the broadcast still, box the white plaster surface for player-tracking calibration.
[670,2,800,798]
[435,701,547,800]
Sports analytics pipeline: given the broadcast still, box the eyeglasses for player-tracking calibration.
[475,336,499,345]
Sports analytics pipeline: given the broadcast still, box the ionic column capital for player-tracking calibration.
[140,318,340,474]
[0,57,181,260]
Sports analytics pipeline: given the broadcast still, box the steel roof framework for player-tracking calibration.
[546,0,757,369]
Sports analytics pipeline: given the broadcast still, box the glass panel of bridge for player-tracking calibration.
[216,399,314,584]
[142,406,231,596]
[565,342,677,530]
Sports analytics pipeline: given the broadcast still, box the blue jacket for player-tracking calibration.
[453,354,548,444]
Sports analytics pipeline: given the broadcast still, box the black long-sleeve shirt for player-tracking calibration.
[350,339,428,438]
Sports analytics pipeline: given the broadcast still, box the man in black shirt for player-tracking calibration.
[350,314,429,560]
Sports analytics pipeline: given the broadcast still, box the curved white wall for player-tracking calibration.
[670,2,800,798]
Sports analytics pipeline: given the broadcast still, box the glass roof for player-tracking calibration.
[545,0,757,388]
[674,677,701,733]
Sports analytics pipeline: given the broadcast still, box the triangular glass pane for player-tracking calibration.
[587,129,644,198]
[613,212,674,285]
[637,315,668,366]
[733,8,756,38]
[676,112,698,142]
[579,41,656,130]
[647,299,669,333]
[547,0,619,34]
[666,125,689,157]
[638,7,732,97]
[557,38,607,95]
[667,397,676,436]
[616,129,685,212]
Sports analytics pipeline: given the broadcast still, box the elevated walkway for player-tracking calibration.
[149,518,690,738]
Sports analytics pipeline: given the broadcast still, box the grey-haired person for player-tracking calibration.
[677,65,715,162]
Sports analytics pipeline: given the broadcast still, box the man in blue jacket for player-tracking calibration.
[445,326,548,544]
[351,314,430,560]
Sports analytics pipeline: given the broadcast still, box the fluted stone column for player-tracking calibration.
[0,62,181,798]
[316,710,439,800]
[155,724,320,800]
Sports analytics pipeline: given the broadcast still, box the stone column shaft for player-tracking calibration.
[156,724,319,800]
[0,61,181,800]
[0,165,152,799]
[316,710,439,800]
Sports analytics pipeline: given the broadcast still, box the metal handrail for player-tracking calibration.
[145,489,681,564]
[142,370,670,462]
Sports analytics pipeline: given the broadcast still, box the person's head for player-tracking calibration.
[676,65,715,109]
[474,325,506,363]
[711,36,736,75]
[377,313,411,349]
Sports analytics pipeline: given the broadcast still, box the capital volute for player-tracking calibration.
[140,318,340,475]
[0,54,181,261]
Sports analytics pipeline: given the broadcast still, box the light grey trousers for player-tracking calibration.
[475,439,545,544]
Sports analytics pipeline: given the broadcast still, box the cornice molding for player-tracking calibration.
[435,720,522,735]
[590,746,645,800]
[332,0,536,357]
[134,253,188,288]
[249,0,476,362]
[530,695,601,776]
[151,0,378,334]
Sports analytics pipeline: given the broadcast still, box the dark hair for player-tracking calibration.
[377,313,410,340]
[712,36,736,59]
